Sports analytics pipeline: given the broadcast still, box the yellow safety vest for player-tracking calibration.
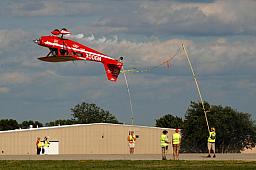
[44,140,50,147]
[128,135,136,143]
[172,133,181,145]
[160,134,169,147]
[208,131,216,143]
[38,141,44,148]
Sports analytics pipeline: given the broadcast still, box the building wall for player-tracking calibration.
[0,123,175,155]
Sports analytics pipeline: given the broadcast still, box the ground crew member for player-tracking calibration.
[43,136,50,154]
[36,137,41,155]
[172,128,181,160]
[39,140,45,155]
[44,137,50,147]
[207,127,216,158]
[160,130,169,160]
[127,131,136,154]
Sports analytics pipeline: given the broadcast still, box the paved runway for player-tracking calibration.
[0,153,255,161]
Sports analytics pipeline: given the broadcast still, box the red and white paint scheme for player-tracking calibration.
[34,28,123,81]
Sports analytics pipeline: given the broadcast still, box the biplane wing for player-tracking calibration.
[38,56,80,62]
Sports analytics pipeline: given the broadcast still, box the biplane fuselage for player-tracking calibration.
[35,31,123,81]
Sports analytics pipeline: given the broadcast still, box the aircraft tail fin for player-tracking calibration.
[103,63,123,81]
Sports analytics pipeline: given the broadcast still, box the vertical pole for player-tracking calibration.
[182,44,210,132]
[123,70,135,125]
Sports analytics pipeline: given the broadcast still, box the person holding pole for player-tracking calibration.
[207,127,216,158]
[127,131,136,154]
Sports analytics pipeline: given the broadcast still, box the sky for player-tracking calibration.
[0,0,255,126]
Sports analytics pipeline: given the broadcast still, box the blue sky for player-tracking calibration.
[0,0,255,126]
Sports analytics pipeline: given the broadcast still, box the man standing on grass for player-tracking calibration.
[172,128,181,160]
[36,137,41,155]
[127,131,136,154]
[207,127,216,158]
[160,130,169,160]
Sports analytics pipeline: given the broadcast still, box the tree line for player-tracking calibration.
[0,102,119,130]
[1,101,255,153]
[155,101,256,153]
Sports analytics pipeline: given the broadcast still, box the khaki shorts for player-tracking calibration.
[208,142,215,151]
[129,143,135,148]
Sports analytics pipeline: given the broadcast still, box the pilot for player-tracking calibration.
[60,49,67,55]
[51,48,58,56]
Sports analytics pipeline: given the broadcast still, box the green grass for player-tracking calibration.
[0,160,256,170]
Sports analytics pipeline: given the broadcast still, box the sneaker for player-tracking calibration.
[207,154,211,158]
[213,154,216,158]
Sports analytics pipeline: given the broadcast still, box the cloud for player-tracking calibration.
[2,0,255,36]
[78,33,256,78]
[190,37,256,75]
[0,72,31,84]
[1,28,255,88]
[3,1,85,16]
[0,29,28,48]
[175,0,215,2]
[90,0,256,36]
[0,87,10,93]
[79,34,191,67]
[1,0,113,17]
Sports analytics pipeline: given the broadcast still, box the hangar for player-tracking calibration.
[0,123,175,155]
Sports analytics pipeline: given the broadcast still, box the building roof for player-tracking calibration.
[0,123,173,134]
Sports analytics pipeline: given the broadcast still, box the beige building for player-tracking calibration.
[0,123,175,155]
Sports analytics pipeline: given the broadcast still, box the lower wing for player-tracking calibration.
[38,56,80,62]
[38,55,123,82]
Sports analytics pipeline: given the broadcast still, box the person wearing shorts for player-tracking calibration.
[160,130,169,160]
[127,131,136,154]
[207,127,216,158]
[172,128,181,160]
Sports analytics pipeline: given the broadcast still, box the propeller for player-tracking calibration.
[33,39,40,44]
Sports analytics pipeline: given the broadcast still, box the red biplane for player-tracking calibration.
[34,28,123,81]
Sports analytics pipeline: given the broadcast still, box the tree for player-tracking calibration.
[45,119,76,127]
[155,114,184,128]
[182,101,256,153]
[19,120,43,129]
[207,105,256,153]
[182,101,210,153]
[71,102,119,124]
[0,119,19,131]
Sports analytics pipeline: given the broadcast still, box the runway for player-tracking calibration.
[0,153,255,161]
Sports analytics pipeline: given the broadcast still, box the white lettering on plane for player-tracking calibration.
[43,41,114,62]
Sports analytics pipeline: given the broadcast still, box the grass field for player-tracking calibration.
[0,160,256,170]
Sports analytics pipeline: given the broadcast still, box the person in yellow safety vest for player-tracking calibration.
[36,137,41,155]
[160,130,169,160]
[127,131,136,154]
[39,139,46,155]
[42,136,50,155]
[44,137,50,147]
[207,127,216,158]
[172,128,181,160]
